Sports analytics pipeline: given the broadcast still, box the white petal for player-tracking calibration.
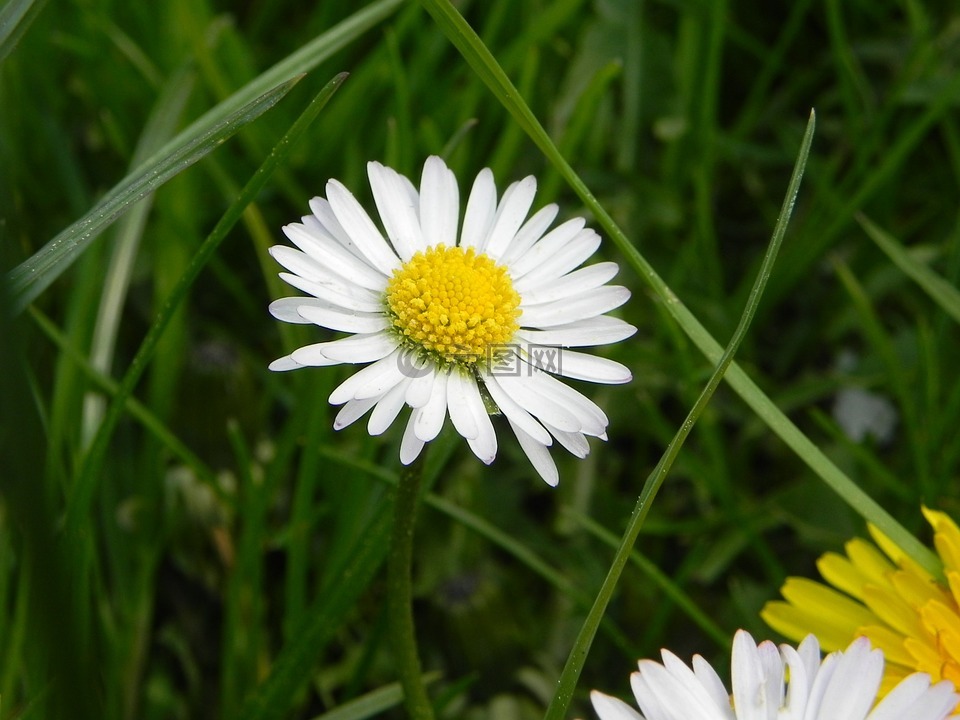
[367,377,412,436]
[691,655,732,714]
[500,203,559,266]
[419,156,459,250]
[299,211,366,263]
[817,637,883,720]
[269,297,318,324]
[278,271,383,313]
[795,635,821,688]
[460,168,497,250]
[482,373,552,446]
[541,422,589,458]
[368,161,424,261]
[328,351,404,404]
[405,361,438,407]
[628,670,675,720]
[466,420,497,464]
[493,373,583,432]
[731,631,762,720]
[517,317,637,347]
[779,645,810,719]
[803,652,838,719]
[268,355,302,371]
[455,374,497,463]
[414,367,450,442]
[400,410,426,464]
[326,179,401,275]
[758,640,785,718]
[276,227,387,292]
[532,348,632,385]
[519,286,630,328]
[519,370,609,436]
[482,176,537,260]
[516,228,602,284]
[446,371,480,439]
[589,691,644,720]
[291,332,396,366]
[869,675,959,720]
[660,650,728,717]
[296,304,390,334]
[333,396,379,429]
[507,217,585,278]
[286,346,340,367]
[307,197,367,259]
[633,658,727,720]
[515,261,619,303]
[507,419,559,487]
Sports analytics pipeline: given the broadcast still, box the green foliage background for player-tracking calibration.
[2,0,960,718]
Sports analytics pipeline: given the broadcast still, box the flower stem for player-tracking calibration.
[387,453,435,720]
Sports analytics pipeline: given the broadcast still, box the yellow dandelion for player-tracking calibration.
[762,507,960,697]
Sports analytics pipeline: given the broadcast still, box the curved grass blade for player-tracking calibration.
[65,72,348,541]
[308,675,441,720]
[858,213,960,325]
[314,448,635,656]
[540,111,815,720]
[28,306,221,497]
[83,63,196,445]
[564,508,730,649]
[417,0,940,578]
[0,0,48,65]
[236,438,458,720]
[6,75,301,313]
[7,0,405,313]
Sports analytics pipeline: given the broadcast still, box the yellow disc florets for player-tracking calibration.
[385,245,521,365]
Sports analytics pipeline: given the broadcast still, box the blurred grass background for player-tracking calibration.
[2,0,960,718]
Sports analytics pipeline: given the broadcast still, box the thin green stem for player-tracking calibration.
[387,454,434,720]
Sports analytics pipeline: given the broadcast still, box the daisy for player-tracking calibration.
[268,156,636,485]
[588,629,959,720]
[762,507,960,697]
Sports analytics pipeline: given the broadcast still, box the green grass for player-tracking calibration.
[2,1,960,718]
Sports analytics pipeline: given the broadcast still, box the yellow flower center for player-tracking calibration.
[385,245,521,365]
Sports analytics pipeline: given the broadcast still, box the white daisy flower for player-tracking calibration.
[589,630,960,720]
[268,156,636,485]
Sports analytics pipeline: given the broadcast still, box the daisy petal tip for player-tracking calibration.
[400,441,425,465]
[268,356,301,372]
[424,154,447,171]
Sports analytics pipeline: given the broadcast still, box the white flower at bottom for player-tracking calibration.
[589,630,959,720]
[268,156,636,485]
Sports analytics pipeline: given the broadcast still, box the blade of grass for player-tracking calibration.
[82,63,196,446]
[7,0,405,312]
[309,675,442,720]
[237,438,457,720]
[314,448,635,655]
[858,213,960,325]
[0,0,48,65]
[416,0,941,577]
[239,498,394,720]
[222,420,270,719]
[563,508,730,649]
[1,272,99,720]
[27,306,221,494]
[6,75,300,312]
[541,109,815,720]
[65,72,348,544]
[831,255,931,494]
